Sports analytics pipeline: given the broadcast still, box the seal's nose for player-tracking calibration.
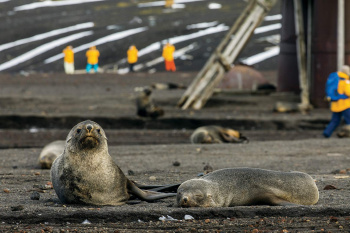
[86,124,93,132]
[183,197,188,203]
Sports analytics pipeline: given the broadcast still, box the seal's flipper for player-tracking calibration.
[132,181,180,193]
[133,182,164,189]
[147,183,180,192]
[128,181,176,202]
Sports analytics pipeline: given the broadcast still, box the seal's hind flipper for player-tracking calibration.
[133,182,164,189]
[132,181,180,193]
[147,183,180,193]
[128,181,176,202]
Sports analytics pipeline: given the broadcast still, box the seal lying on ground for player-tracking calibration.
[151,82,186,90]
[190,125,248,144]
[176,168,319,207]
[51,120,175,205]
[136,87,164,119]
[38,140,65,169]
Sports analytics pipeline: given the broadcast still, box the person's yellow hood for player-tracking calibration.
[338,71,349,79]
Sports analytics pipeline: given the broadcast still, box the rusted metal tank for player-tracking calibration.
[218,65,271,90]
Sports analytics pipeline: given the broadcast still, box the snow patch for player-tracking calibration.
[0,22,94,52]
[254,23,281,34]
[208,3,221,9]
[14,0,107,11]
[45,27,148,64]
[136,24,228,58]
[264,14,282,21]
[240,46,280,65]
[0,31,93,71]
[186,21,218,30]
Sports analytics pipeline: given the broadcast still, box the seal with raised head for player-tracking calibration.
[38,140,65,169]
[190,125,248,144]
[51,120,175,205]
[136,87,164,119]
[176,168,319,207]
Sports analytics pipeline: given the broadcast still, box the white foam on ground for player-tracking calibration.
[264,14,282,21]
[240,46,280,65]
[0,22,94,52]
[45,27,148,64]
[254,23,281,34]
[138,0,204,8]
[14,0,107,11]
[0,31,93,71]
[186,21,218,30]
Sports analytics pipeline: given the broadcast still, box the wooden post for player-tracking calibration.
[338,0,345,70]
[293,0,311,111]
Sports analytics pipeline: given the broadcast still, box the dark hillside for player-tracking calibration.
[0,0,281,73]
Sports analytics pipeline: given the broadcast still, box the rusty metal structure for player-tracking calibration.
[179,0,350,110]
[278,0,350,108]
[177,0,277,110]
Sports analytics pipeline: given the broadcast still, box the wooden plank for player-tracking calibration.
[294,0,311,111]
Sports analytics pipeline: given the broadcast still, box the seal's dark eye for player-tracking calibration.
[76,129,81,134]
[97,129,101,133]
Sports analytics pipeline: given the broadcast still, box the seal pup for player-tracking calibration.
[51,120,175,206]
[176,168,319,207]
[136,87,164,118]
[190,125,248,144]
[38,140,65,169]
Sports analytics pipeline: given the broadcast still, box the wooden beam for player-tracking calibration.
[178,0,277,110]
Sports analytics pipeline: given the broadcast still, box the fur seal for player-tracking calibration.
[136,87,164,118]
[151,82,186,90]
[51,120,175,205]
[190,125,248,144]
[176,168,319,207]
[38,140,65,169]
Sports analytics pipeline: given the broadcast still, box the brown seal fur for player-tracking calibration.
[38,140,65,169]
[176,168,319,207]
[51,120,174,205]
[190,125,248,144]
[151,82,186,90]
[136,87,164,118]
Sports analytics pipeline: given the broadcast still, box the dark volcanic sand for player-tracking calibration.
[0,72,349,232]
